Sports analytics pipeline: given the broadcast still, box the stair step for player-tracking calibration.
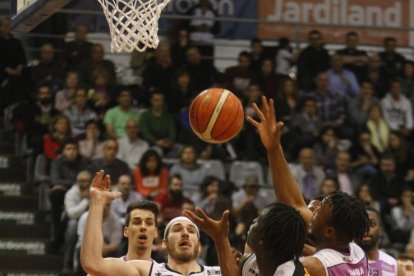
[0,224,51,239]
[0,210,39,225]
[0,196,38,210]
[0,254,62,271]
[0,239,50,255]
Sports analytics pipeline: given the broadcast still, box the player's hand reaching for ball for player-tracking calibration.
[184,207,229,242]
[247,96,283,151]
[90,170,121,203]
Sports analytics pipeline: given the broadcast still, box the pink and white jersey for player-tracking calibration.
[368,250,398,276]
[149,262,221,276]
[313,242,369,276]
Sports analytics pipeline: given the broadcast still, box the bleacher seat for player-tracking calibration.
[229,161,264,187]
[200,159,226,181]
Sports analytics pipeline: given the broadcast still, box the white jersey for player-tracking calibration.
[240,253,307,276]
[313,242,369,276]
[368,250,398,276]
[149,262,220,276]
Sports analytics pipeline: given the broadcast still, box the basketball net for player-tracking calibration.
[97,0,171,53]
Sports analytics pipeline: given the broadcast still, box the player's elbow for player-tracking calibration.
[80,249,101,274]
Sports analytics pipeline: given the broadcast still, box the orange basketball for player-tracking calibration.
[189,88,244,144]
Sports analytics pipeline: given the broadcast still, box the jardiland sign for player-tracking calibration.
[258,0,414,46]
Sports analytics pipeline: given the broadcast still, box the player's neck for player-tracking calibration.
[367,247,379,261]
[167,258,200,275]
[126,248,152,262]
[256,255,281,276]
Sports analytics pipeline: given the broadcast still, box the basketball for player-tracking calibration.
[189,88,244,144]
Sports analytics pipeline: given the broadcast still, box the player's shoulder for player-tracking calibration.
[300,256,326,276]
[378,249,398,264]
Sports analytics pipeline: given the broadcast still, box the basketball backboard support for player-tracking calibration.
[4,0,71,33]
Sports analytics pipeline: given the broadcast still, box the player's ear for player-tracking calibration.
[161,238,167,249]
[325,226,335,240]
[155,227,159,239]
[123,226,128,238]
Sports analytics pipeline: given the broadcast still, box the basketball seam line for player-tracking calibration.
[215,101,241,140]
[201,89,230,140]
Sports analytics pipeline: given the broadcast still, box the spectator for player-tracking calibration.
[111,174,144,225]
[249,38,265,73]
[291,97,322,148]
[275,37,296,78]
[117,119,149,170]
[55,71,80,112]
[381,80,413,137]
[0,16,29,112]
[406,244,414,259]
[169,145,209,196]
[64,24,93,71]
[154,174,192,224]
[78,120,104,161]
[139,91,177,156]
[379,37,405,82]
[319,177,340,197]
[142,41,175,94]
[397,255,414,276]
[62,170,92,274]
[347,81,379,130]
[336,31,369,83]
[355,183,380,211]
[12,84,59,155]
[104,89,140,139]
[171,28,191,67]
[192,176,221,215]
[183,46,217,92]
[313,127,340,170]
[50,140,86,253]
[399,61,414,101]
[256,58,278,98]
[390,187,414,244]
[232,175,271,242]
[76,202,122,257]
[387,131,414,180]
[366,104,389,154]
[349,130,380,181]
[167,69,195,114]
[225,51,256,96]
[188,0,218,60]
[291,147,326,200]
[366,54,388,98]
[86,139,130,182]
[43,114,72,161]
[129,48,154,85]
[332,151,359,196]
[87,68,116,118]
[274,77,300,126]
[64,88,97,138]
[297,29,330,91]
[326,54,360,98]
[370,155,405,214]
[133,149,168,199]
[309,72,348,136]
[78,43,116,86]
[30,43,64,91]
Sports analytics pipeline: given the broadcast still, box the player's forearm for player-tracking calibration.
[268,146,307,209]
[80,198,106,273]
[215,237,239,276]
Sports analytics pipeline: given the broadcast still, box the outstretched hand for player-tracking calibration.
[90,170,121,202]
[183,207,229,242]
[247,96,284,151]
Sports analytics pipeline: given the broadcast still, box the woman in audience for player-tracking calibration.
[355,183,381,211]
[167,69,195,114]
[366,104,389,154]
[390,187,414,244]
[313,127,341,171]
[387,130,414,180]
[319,176,340,197]
[133,149,168,199]
[54,71,79,112]
[192,176,221,214]
[256,58,278,99]
[87,69,115,118]
[43,114,71,160]
[400,61,414,101]
[78,120,104,161]
[349,130,380,180]
[169,145,208,196]
[274,77,300,127]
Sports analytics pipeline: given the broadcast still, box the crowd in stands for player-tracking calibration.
[1,8,414,275]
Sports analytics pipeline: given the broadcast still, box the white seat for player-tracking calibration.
[229,161,264,187]
[200,159,226,180]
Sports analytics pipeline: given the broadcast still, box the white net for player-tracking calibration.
[97,0,171,53]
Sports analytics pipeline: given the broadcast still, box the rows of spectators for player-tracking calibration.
[1,12,414,274]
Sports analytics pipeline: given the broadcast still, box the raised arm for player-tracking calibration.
[80,170,140,276]
[184,208,238,276]
[247,96,312,225]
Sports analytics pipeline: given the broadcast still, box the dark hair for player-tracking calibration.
[256,203,307,262]
[321,177,340,193]
[309,29,322,36]
[62,139,78,150]
[346,31,358,38]
[125,200,159,226]
[325,192,369,244]
[384,37,396,44]
[278,37,290,48]
[200,176,221,199]
[311,194,326,202]
[139,149,163,175]
[397,254,414,262]
[239,51,251,60]
[250,38,262,45]
[365,206,381,223]
[168,174,182,186]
